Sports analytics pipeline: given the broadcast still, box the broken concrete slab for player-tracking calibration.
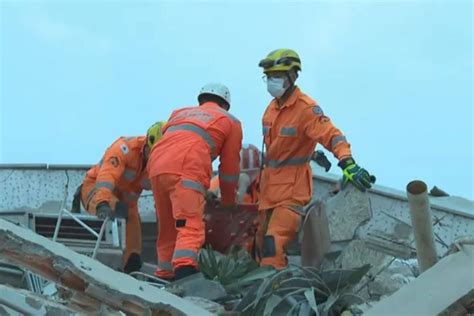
[0,283,78,315]
[300,200,331,268]
[183,296,225,314]
[365,244,474,316]
[326,186,372,241]
[365,230,416,259]
[166,273,227,301]
[337,240,417,299]
[369,272,415,299]
[337,240,392,275]
[0,218,211,316]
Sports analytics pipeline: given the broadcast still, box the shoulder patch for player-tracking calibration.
[312,105,324,116]
[108,156,120,168]
[120,143,129,155]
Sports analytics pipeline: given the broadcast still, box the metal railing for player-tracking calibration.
[52,171,110,259]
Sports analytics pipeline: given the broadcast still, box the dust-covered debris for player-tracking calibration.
[0,218,211,316]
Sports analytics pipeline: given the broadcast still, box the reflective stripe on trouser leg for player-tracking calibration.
[151,174,178,278]
[260,206,302,269]
[171,179,206,269]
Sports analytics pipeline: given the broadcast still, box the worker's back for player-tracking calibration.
[148,102,242,189]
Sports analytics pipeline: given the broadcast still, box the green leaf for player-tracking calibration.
[304,287,319,315]
[346,264,371,286]
[324,250,342,261]
[198,249,214,279]
[225,266,276,292]
[322,293,340,316]
[263,294,284,316]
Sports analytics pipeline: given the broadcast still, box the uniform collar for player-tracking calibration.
[270,86,301,110]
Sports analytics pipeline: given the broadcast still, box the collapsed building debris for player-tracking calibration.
[0,283,78,316]
[0,218,211,315]
[365,243,474,316]
[1,165,474,314]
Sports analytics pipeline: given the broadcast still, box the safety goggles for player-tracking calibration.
[258,56,300,69]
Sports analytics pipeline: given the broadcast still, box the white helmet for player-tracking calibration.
[198,83,231,106]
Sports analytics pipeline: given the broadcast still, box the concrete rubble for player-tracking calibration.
[365,243,474,316]
[1,165,474,315]
[166,273,227,301]
[0,218,211,316]
[325,185,372,242]
[0,283,78,316]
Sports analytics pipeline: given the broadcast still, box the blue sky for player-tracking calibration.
[1,0,473,199]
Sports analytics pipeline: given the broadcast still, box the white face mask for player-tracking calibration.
[267,77,287,98]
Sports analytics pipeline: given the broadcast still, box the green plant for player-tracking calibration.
[235,264,371,316]
[198,245,276,291]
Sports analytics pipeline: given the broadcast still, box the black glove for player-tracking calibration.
[338,158,376,192]
[205,190,219,206]
[96,202,115,220]
[311,150,331,172]
[96,201,128,221]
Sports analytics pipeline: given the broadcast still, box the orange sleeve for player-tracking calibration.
[93,139,127,204]
[218,120,242,205]
[303,105,352,160]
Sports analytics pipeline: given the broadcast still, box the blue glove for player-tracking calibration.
[338,158,376,192]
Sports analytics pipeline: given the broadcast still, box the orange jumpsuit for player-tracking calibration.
[148,102,242,278]
[81,136,150,267]
[258,87,352,269]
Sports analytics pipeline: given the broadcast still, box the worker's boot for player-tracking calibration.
[174,266,198,280]
[123,253,142,274]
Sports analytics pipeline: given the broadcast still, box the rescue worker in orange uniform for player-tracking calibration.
[79,121,165,273]
[209,143,261,204]
[257,49,375,269]
[148,83,243,280]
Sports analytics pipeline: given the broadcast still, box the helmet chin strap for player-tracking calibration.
[286,72,294,87]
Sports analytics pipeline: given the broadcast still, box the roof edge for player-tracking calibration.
[0,164,93,170]
[313,172,474,219]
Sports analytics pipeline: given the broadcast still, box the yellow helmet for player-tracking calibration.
[146,121,166,148]
[258,49,301,73]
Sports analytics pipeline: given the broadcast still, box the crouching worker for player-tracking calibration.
[77,121,165,273]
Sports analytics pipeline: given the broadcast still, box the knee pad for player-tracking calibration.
[262,235,276,258]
